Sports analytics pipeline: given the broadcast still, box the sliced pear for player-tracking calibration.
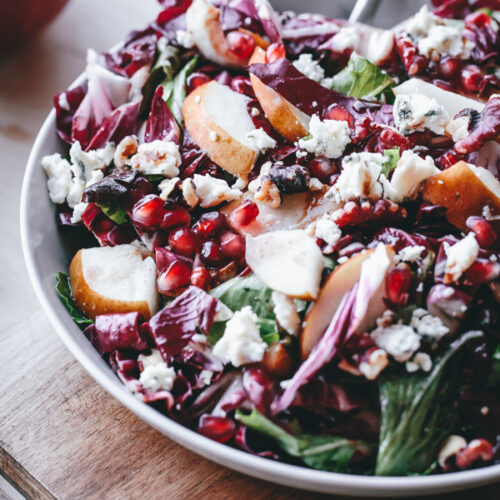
[245,230,324,300]
[249,47,310,143]
[185,0,248,67]
[69,244,158,320]
[393,78,484,117]
[183,81,261,180]
[301,245,395,359]
[423,160,500,230]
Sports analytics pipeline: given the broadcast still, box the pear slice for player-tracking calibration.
[245,230,324,300]
[69,244,158,320]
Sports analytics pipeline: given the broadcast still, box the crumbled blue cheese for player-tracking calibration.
[298,115,351,159]
[410,308,450,340]
[271,291,300,335]
[138,349,176,392]
[328,152,384,202]
[371,324,421,362]
[406,352,432,373]
[192,174,242,208]
[293,53,325,82]
[212,306,267,367]
[444,233,479,283]
[69,141,115,178]
[129,140,181,177]
[381,150,439,202]
[246,128,277,152]
[314,216,342,246]
[446,116,470,142]
[393,93,450,136]
[396,245,426,262]
[42,153,73,204]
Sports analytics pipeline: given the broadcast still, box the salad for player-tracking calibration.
[42,0,500,476]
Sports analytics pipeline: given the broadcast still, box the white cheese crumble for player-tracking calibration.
[444,233,479,283]
[298,115,351,159]
[42,153,73,204]
[410,308,450,340]
[314,216,342,246]
[246,128,277,152]
[438,435,467,468]
[129,140,181,177]
[406,352,433,373]
[138,349,176,392]
[393,93,450,136]
[158,177,180,201]
[271,291,300,335]
[446,116,470,142]
[70,141,115,178]
[58,92,70,111]
[396,245,426,262]
[192,174,242,208]
[371,324,421,362]
[182,178,200,208]
[176,29,195,48]
[329,152,384,202]
[292,53,325,82]
[359,349,389,380]
[212,306,267,367]
[71,202,89,224]
[381,150,439,202]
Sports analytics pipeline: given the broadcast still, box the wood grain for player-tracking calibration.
[0,1,499,499]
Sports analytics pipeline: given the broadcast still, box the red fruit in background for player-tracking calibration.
[160,205,191,230]
[200,241,225,266]
[187,72,211,93]
[465,11,493,29]
[0,0,68,54]
[439,57,462,78]
[131,194,164,227]
[191,266,211,290]
[229,200,259,228]
[192,212,225,240]
[307,157,336,181]
[220,231,245,260]
[157,260,191,293]
[324,105,354,127]
[461,65,482,93]
[379,128,410,151]
[226,30,255,60]
[385,266,411,307]
[265,42,286,63]
[198,414,236,443]
[230,75,255,97]
[466,216,497,248]
[168,227,200,257]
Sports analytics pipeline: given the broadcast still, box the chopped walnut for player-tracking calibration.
[255,178,282,209]
[114,135,139,168]
[181,178,200,208]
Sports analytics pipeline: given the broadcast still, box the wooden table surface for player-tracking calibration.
[0,1,499,499]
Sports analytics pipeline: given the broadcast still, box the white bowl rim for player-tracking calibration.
[20,91,500,498]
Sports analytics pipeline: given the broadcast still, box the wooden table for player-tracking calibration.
[0,1,498,498]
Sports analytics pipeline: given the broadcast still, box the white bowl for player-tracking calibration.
[21,100,500,499]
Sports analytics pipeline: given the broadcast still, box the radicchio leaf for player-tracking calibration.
[144,86,180,143]
[54,84,87,144]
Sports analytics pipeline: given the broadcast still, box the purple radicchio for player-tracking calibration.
[432,0,500,19]
[144,86,180,144]
[143,286,218,361]
[54,83,87,143]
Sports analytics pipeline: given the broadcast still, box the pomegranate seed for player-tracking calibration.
[385,266,411,307]
[200,241,225,266]
[324,105,354,127]
[131,194,164,227]
[191,266,211,290]
[125,176,154,209]
[307,156,336,181]
[220,231,245,260]
[192,211,225,240]
[215,70,232,86]
[456,439,494,469]
[461,65,482,93]
[157,260,191,293]
[187,72,211,93]
[265,42,286,63]
[379,128,410,151]
[439,57,461,78]
[229,200,259,228]
[198,414,236,443]
[169,227,199,257]
[230,75,255,97]
[465,11,492,29]
[466,216,497,248]
[439,151,461,169]
[464,259,500,285]
[433,79,455,92]
[160,204,191,230]
[155,247,178,273]
[226,31,255,60]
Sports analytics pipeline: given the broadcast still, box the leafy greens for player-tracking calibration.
[55,272,93,326]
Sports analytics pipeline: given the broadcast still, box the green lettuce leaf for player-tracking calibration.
[96,202,127,225]
[236,409,375,473]
[55,272,93,326]
[162,56,199,125]
[375,330,484,476]
[330,52,395,101]
[381,147,400,177]
[489,344,500,387]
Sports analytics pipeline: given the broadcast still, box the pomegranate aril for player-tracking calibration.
[229,200,259,227]
[160,205,191,230]
[157,260,191,293]
[461,65,482,93]
[187,72,211,93]
[464,259,500,285]
[466,216,497,248]
[385,266,411,307]
[324,105,354,127]
[192,211,225,239]
[200,240,225,266]
[155,247,178,273]
[226,31,255,60]
[465,11,492,29]
[265,42,286,63]
[191,266,211,290]
[307,156,336,181]
[220,231,245,260]
[230,75,255,97]
[131,194,164,227]
[198,414,236,443]
[168,227,200,257]
[439,56,461,78]
[379,128,410,151]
